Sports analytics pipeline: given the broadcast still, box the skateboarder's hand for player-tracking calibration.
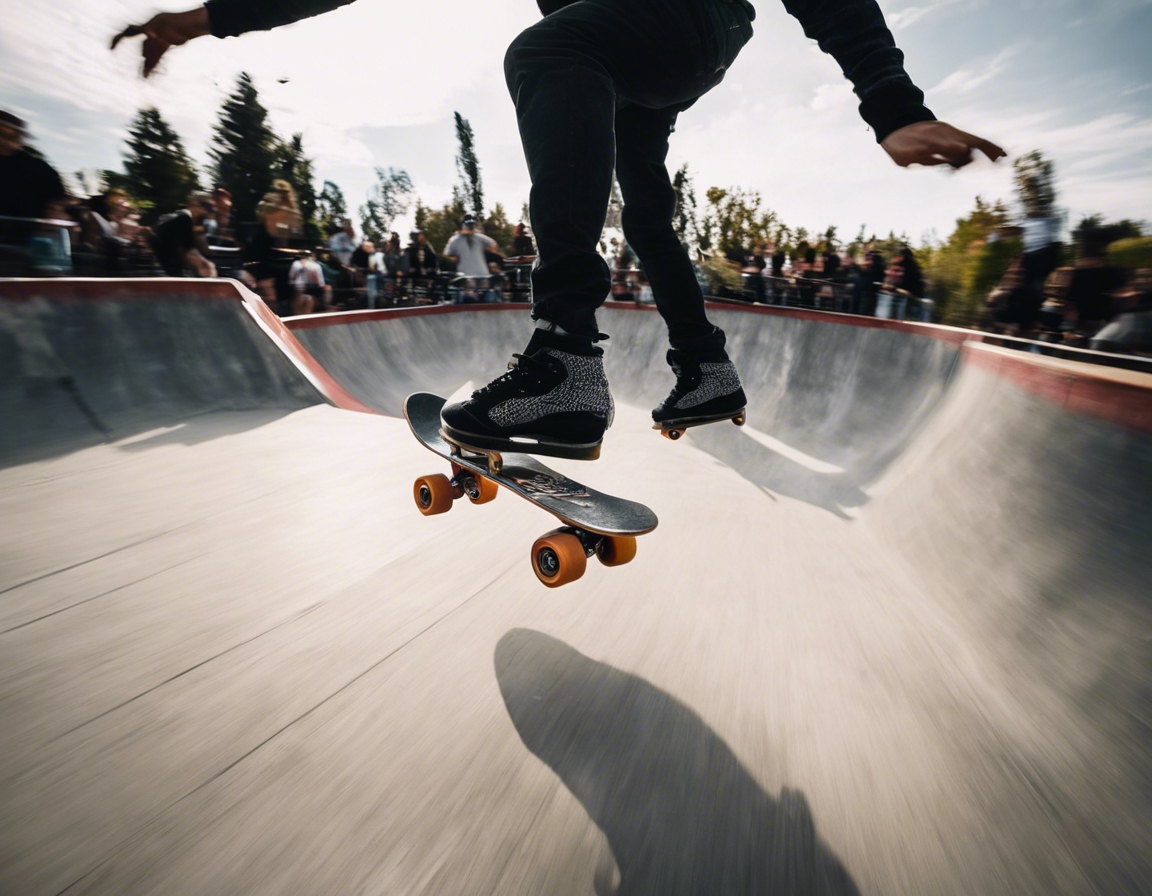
[882,121,1006,169]
[111,8,211,77]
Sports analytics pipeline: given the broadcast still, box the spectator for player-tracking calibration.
[154,193,216,277]
[287,249,331,315]
[897,247,924,298]
[741,242,768,303]
[0,110,67,223]
[244,180,303,311]
[862,250,886,316]
[351,239,387,308]
[444,214,501,278]
[205,186,234,244]
[328,220,356,266]
[1067,231,1128,333]
[985,254,1032,331]
[1090,269,1152,355]
[406,229,439,287]
[512,222,536,257]
[769,245,786,304]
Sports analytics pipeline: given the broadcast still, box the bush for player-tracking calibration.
[1108,237,1152,270]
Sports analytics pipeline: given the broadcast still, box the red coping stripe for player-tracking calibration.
[284,299,1152,435]
[3,280,1148,434]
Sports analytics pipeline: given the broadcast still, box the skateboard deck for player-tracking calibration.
[404,392,658,587]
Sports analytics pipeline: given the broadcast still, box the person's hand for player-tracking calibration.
[882,121,1006,169]
[111,8,211,77]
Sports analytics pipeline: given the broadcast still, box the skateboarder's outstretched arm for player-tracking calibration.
[111,0,357,76]
[781,0,1006,168]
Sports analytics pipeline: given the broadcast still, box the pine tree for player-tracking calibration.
[454,112,484,219]
[209,73,280,225]
[317,181,348,237]
[108,107,200,222]
[275,133,319,238]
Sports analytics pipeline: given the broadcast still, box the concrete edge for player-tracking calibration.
[0,277,379,416]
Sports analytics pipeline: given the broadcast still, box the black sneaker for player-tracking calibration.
[440,330,614,461]
[652,349,747,425]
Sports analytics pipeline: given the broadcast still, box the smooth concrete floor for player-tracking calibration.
[3,396,1147,895]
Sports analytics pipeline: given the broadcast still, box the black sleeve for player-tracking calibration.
[780,0,936,141]
[204,0,358,38]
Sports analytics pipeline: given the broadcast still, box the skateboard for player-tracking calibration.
[654,408,747,441]
[404,392,658,588]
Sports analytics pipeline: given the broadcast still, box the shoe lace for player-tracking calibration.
[667,362,699,401]
[472,353,554,398]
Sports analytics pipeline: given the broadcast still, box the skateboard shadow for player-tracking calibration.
[494,629,861,895]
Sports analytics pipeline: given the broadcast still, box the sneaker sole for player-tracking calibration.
[652,408,747,440]
[440,424,603,462]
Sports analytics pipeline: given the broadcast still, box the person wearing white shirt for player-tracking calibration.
[288,250,330,315]
[444,215,500,279]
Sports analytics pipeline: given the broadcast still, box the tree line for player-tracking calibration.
[101,74,523,253]
[669,150,1148,326]
[101,73,1147,323]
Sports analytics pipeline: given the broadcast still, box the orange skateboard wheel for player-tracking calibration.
[413,474,454,515]
[596,535,637,567]
[531,531,587,587]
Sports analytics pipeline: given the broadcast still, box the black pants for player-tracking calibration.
[505,0,754,357]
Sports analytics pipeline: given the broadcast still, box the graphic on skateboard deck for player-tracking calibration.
[404,392,658,588]
[654,408,747,441]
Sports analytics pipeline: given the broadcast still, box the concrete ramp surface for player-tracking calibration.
[1,279,1149,895]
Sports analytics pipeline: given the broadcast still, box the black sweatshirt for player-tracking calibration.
[202,0,934,141]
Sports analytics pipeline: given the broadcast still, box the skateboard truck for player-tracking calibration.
[441,430,504,474]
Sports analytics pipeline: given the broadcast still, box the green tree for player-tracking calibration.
[209,72,280,225]
[316,180,348,236]
[275,133,318,238]
[360,167,414,243]
[1013,150,1057,219]
[415,195,467,257]
[672,164,698,250]
[704,187,777,255]
[483,202,516,254]
[454,112,484,218]
[106,107,200,222]
[921,196,1013,325]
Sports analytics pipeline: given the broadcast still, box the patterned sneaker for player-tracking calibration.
[440,332,613,461]
[652,349,747,426]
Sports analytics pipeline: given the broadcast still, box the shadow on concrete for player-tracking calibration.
[685,425,869,521]
[495,629,861,895]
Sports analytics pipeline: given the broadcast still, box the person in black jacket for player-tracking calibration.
[114,0,1005,461]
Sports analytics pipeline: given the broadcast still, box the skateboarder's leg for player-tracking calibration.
[504,0,753,342]
[442,0,753,452]
[615,104,726,357]
[614,103,748,424]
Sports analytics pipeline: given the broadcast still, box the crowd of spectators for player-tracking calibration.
[2,106,1148,355]
[0,108,538,316]
[682,232,1151,356]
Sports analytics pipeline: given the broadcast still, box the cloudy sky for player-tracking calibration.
[2,0,1149,243]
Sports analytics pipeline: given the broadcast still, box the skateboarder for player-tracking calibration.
[114,0,1005,460]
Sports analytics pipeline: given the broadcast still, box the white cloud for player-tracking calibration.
[930,44,1021,96]
[1,0,1148,243]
